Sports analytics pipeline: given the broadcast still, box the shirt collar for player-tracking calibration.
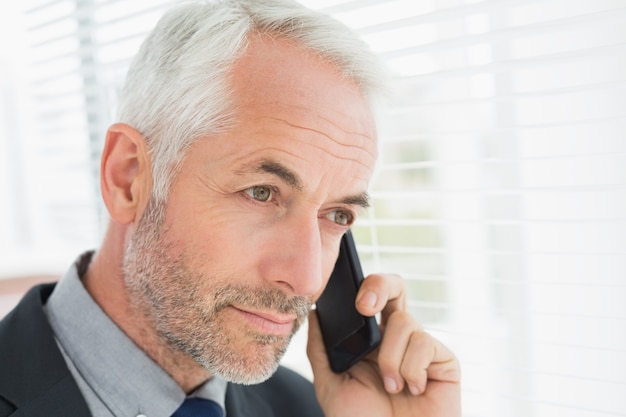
[46,251,228,417]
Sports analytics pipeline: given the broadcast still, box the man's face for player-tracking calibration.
[123,37,378,384]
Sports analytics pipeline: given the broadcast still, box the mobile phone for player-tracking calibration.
[315,230,381,373]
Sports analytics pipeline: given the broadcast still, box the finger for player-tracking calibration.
[376,310,419,394]
[418,337,461,384]
[377,311,461,396]
[399,330,461,396]
[400,330,434,395]
[355,273,406,320]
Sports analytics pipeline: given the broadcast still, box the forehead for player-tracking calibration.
[229,35,378,154]
[206,36,378,191]
[172,35,379,205]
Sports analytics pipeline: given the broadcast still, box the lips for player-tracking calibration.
[230,306,297,336]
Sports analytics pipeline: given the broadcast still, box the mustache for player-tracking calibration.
[212,284,313,319]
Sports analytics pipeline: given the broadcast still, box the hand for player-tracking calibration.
[307,273,461,417]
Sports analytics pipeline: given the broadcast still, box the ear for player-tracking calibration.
[100,123,152,225]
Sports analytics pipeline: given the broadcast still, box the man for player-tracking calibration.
[0,1,461,416]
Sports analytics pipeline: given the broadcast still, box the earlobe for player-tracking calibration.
[100,123,151,225]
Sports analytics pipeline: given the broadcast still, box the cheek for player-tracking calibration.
[161,210,247,276]
[314,243,342,300]
[166,192,249,246]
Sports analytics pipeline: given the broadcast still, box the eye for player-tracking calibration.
[326,210,354,226]
[244,185,274,202]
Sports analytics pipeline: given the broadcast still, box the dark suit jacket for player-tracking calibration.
[0,284,324,417]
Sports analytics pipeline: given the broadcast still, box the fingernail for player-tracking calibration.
[384,377,398,393]
[409,385,420,396]
[359,291,377,309]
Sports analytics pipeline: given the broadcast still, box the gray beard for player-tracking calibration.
[121,198,311,384]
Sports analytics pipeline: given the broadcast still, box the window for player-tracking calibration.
[1,1,624,416]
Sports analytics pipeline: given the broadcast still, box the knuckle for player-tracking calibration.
[376,353,397,375]
[362,274,387,291]
[387,310,418,329]
[400,361,424,385]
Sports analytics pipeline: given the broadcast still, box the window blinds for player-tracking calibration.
[307,1,626,416]
[10,0,626,416]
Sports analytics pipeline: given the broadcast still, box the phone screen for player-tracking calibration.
[315,231,381,372]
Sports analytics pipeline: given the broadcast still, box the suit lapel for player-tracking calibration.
[0,284,91,417]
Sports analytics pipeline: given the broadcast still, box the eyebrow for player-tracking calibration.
[340,192,371,209]
[242,159,371,209]
[259,160,303,190]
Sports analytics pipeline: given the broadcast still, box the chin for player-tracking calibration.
[199,340,288,385]
[188,335,291,385]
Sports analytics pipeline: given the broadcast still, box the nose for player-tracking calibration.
[259,214,325,297]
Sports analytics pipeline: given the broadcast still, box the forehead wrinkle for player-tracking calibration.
[255,121,377,173]
[260,101,376,138]
[258,115,377,161]
[234,134,375,175]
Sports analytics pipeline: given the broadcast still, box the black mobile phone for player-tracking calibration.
[315,230,381,373]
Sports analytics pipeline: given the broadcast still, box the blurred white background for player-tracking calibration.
[0,1,625,416]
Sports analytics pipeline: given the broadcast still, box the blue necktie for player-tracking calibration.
[171,398,224,417]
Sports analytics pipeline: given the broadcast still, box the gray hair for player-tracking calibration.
[116,0,383,202]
